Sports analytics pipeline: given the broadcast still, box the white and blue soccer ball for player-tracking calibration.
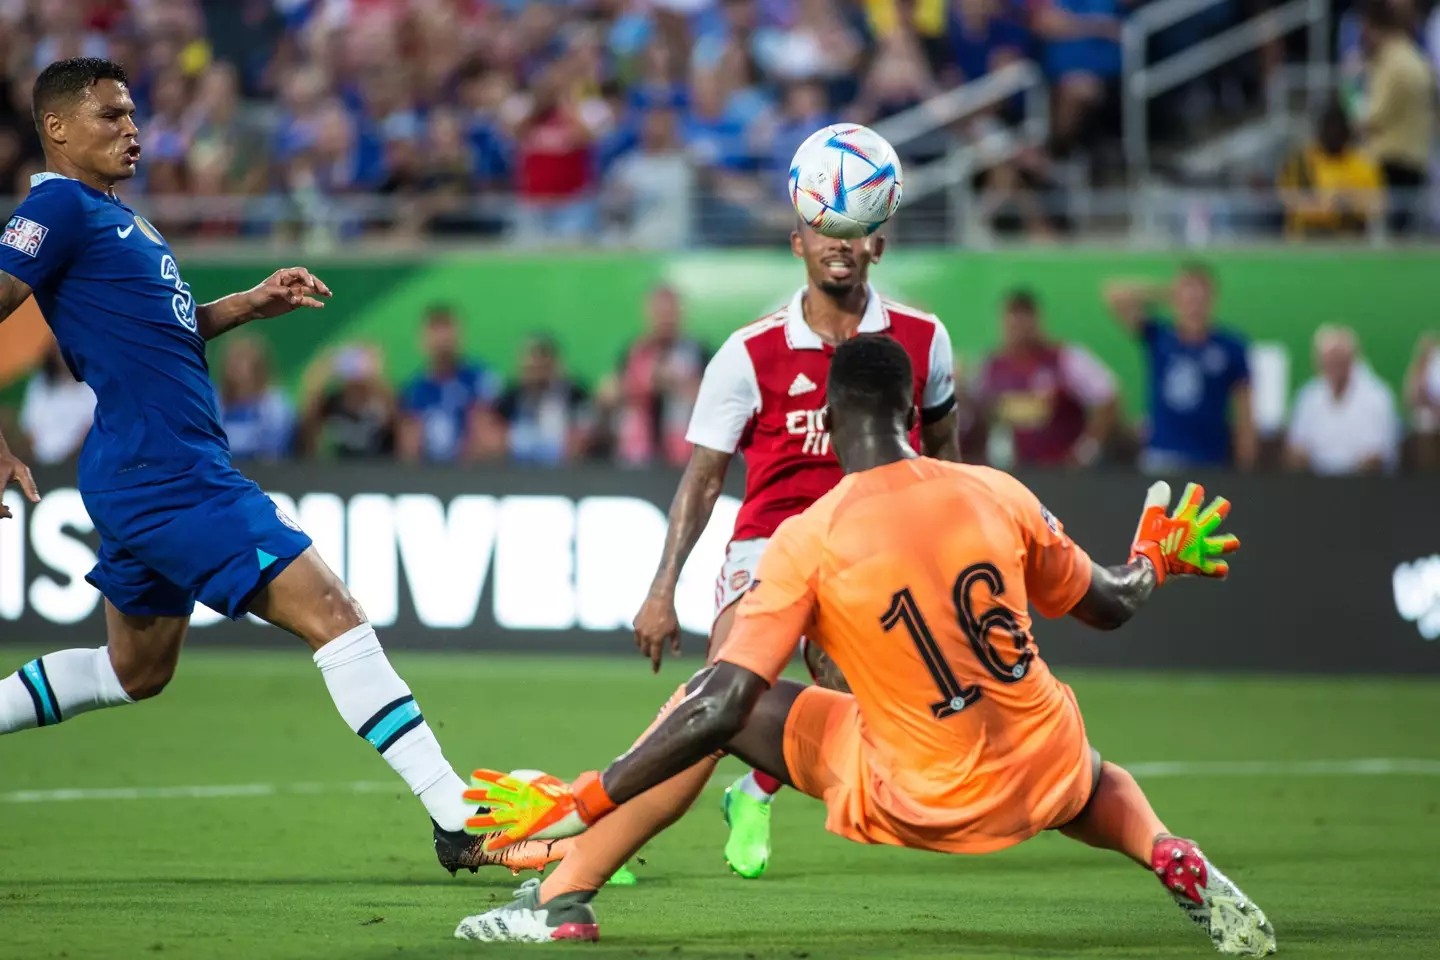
[788,123,904,240]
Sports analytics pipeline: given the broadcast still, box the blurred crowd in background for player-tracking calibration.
[1,0,1436,475]
[0,0,1436,244]
[8,268,1440,475]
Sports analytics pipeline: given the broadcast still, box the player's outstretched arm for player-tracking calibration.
[1070,480,1238,631]
[602,662,767,798]
[634,445,733,671]
[195,267,332,341]
[1069,558,1156,631]
[463,662,767,850]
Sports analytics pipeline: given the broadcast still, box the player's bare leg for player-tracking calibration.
[537,615,760,889]
[455,680,804,943]
[0,602,189,733]
[1061,758,1276,957]
[248,547,559,876]
[703,600,774,878]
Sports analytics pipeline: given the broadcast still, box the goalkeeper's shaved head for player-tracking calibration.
[826,335,918,473]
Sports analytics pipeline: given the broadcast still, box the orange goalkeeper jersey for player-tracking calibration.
[717,457,1096,852]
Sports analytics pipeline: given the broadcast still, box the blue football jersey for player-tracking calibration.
[0,173,229,491]
[1141,316,1250,466]
[399,363,501,462]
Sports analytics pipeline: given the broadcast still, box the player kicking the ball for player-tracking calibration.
[457,336,1276,956]
[0,58,555,877]
[627,218,960,880]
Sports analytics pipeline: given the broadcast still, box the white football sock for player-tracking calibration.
[313,623,471,832]
[0,648,134,734]
[736,770,778,803]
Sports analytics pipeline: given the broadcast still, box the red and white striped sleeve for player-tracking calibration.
[921,318,956,417]
[685,330,762,454]
[1058,344,1117,407]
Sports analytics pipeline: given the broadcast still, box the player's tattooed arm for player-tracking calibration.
[920,407,961,461]
[1068,559,1157,631]
[634,445,734,670]
[601,662,768,804]
[0,271,42,518]
[0,269,34,323]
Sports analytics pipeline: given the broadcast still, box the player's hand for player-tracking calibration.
[246,267,333,320]
[633,593,682,673]
[0,447,40,519]
[463,769,611,853]
[1129,481,1239,585]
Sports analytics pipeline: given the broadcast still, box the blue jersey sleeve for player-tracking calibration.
[399,377,427,415]
[474,366,503,406]
[1226,332,1251,386]
[1139,315,1165,347]
[0,183,87,291]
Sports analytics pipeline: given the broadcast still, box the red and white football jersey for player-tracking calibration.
[686,284,956,543]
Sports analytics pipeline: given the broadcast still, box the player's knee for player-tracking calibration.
[309,581,367,643]
[117,658,178,701]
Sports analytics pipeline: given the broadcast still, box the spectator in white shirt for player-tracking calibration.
[604,107,696,250]
[973,288,1120,467]
[1285,325,1400,475]
[1403,331,1440,470]
[20,338,96,466]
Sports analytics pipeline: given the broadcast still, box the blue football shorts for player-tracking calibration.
[83,466,313,619]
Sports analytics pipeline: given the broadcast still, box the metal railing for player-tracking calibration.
[873,60,1051,245]
[871,60,1048,154]
[1123,0,1331,177]
[4,187,1432,252]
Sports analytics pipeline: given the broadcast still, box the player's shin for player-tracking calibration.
[1060,761,1168,866]
[0,648,134,734]
[541,756,719,901]
[312,622,470,831]
[539,682,716,901]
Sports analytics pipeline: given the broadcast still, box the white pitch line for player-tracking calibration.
[1126,758,1440,777]
[4,758,1439,805]
[0,780,397,804]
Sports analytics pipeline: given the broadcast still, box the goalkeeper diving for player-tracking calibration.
[457,334,1275,957]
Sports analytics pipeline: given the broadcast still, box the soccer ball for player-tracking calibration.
[508,769,587,840]
[788,123,904,239]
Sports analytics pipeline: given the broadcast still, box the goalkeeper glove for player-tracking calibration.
[1129,481,1239,585]
[463,768,617,853]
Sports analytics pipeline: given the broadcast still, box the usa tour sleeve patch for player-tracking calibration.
[1,216,48,257]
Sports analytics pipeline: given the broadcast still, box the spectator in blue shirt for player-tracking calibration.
[1033,0,1122,156]
[397,306,502,463]
[218,336,296,462]
[479,335,594,466]
[947,0,1033,85]
[1103,263,1258,471]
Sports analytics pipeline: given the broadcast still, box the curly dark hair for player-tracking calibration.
[827,334,914,421]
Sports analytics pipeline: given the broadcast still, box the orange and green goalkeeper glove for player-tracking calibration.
[463,768,617,853]
[1129,481,1239,585]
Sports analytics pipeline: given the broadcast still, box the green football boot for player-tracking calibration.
[721,782,772,879]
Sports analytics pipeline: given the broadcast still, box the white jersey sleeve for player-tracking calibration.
[921,319,957,412]
[685,330,761,453]
[1058,344,1118,406]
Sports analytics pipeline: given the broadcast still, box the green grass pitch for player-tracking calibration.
[2,651,1438,960]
